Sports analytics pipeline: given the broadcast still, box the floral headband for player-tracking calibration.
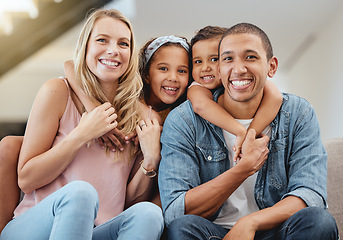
[145,35,189,63]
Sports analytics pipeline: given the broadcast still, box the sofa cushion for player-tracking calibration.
[323,137,343,234]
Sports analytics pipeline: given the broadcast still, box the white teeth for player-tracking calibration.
[101,60,119,67]
[164,87,177,91]
[231,80,250,87]
[202,76,214,80]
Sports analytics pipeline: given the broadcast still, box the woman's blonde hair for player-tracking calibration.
[74,9,142,160]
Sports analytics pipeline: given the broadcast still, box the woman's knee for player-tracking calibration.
[130,202,163,225]
[59,181,99,210]
[66,181,98,199]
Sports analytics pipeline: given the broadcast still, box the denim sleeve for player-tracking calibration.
[158,102,200,226]
[282,98,327,208]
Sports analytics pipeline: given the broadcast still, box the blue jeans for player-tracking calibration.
[93,202,164,240]
[168,207,339,240]
[1,181,164,240]
[1,181,99,240]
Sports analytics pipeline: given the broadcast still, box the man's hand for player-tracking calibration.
[223,216,257,240]
[237,129,269,176]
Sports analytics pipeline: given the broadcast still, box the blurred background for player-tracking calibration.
[0,0,342,141]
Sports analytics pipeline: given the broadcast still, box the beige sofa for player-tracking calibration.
[14,138,342,237]
[324,137,343,234]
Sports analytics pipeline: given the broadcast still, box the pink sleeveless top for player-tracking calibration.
[14,78,139,226]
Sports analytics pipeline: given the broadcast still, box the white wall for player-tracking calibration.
[278,6,343,140]
[0,2,342,140]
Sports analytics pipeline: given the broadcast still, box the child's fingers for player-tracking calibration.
[233,151,240,162]
[233,146,242,162]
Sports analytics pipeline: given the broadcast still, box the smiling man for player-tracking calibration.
[158,23,338,240]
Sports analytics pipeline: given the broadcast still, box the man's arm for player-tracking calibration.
[282,96,327,208]
[225,95,327,239]
[159,102,269,225]
[224,196,306,239]
[185,129,269,219]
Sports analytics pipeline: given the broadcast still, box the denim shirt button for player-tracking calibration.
[207,156,212,161]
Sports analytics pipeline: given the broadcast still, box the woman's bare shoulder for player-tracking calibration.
[41,77,68,92]
[34,77,69,117]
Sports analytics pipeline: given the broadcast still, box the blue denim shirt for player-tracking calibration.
[159,89,327,226]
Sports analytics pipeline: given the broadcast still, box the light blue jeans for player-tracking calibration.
[1,181,164,240]
[1,181,98,239]
[92,202,164,240]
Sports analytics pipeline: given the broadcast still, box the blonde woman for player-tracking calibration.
[0,9,163,240]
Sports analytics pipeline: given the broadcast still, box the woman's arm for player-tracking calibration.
[188,84,246,160]
[18,78,117,193]
[249,80,283,136]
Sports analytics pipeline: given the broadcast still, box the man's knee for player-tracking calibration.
[289,207,338,239]
[168,215,210,239]
[169,215,198,230]
[297,207,336,226]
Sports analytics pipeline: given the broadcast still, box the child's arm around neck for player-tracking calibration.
[248,80,283,137]
[187,82,246,160]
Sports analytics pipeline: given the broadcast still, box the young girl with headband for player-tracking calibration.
[0,9,164,239]
[139,35,191,124]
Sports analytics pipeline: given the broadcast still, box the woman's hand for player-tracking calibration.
[76,102,118,142]
[136,118,162,170]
